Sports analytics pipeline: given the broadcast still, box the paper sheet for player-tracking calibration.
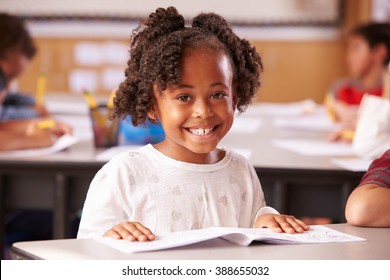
[230,117,262,134]
[272,139,355,156]
[0,135,78,157]
[330,158,373,172]
[274,114,341,132]
[94,225,365,254]
[243,100,317,117]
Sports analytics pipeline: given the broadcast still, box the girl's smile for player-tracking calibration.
[186,126,217,136]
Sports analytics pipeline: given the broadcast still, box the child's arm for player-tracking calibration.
[0,118,71,151]
[104,222,155,242]
[254,214,309,233]
[345,184,390,227]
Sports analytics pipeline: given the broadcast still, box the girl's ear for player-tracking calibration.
[232,91,238,111]
[147,110,159,123]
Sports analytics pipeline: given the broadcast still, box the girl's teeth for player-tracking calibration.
[189,127,214,135]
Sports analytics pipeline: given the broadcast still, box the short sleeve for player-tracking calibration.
[359,150,390,189]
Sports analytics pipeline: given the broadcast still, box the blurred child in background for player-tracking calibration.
[0,12,44,120]
[326,22,390,128]
[0,13,71,151]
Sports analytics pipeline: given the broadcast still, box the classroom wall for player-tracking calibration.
[17,36,347,104]
[254,40,346,103]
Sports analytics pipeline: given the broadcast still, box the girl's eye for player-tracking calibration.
[177,95,191,102]
[211,92,226,99]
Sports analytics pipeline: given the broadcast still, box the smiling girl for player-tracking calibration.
[77,7,308,241]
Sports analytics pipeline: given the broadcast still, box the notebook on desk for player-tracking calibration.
[94,225,365,254]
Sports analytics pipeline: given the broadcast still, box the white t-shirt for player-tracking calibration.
[77,144,276,239]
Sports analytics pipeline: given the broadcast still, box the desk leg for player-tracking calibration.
[53,173,67,239]
[273,181,288,213]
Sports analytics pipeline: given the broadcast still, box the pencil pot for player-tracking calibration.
[118,116,165,145]
[90,105,119,148]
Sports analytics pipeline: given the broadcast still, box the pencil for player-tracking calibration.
[83,91,107,140]
[36,119,56,129]
[35,74,46,107]
[107,88,116,109]
[324,93,337,122]
[83,90,98,109]
[105,89,118,145]
[340,130,355,140]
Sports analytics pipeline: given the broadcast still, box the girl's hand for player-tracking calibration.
[254,214,309,233]
[103,222,155,242]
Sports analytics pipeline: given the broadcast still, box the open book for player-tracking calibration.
[94,225,365,254]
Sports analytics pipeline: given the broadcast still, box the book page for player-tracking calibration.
[94,227,227,254]
[219,226,365,246]
[94,225,365,254]
[330,158,373,172]
[230,117,262,134]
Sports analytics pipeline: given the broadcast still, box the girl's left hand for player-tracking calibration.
[254,214,309,233]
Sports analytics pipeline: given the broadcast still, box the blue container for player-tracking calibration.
[118,116,165,145]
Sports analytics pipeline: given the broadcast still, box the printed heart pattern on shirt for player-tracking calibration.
[229,175,237,184]
[128,174,136,185]
[218,196,228,206]
[171,211,183,221]
[148,174,159,183]
[172,186,182,195]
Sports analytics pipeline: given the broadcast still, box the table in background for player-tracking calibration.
[11,224,390,260]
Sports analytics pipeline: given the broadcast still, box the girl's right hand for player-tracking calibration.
[103,222,155,242]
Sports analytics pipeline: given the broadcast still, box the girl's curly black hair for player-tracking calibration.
[113,6,263,126]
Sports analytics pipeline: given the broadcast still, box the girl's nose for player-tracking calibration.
[192,99,213,119]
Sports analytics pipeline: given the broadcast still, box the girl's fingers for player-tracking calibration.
[103,222,155,242]
[103,228,124,239]
[133,222,155,240]
[295,218,310,230]
[275,215,309,233]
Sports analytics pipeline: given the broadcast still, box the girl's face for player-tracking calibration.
[346,35,376,79]
[151,49,236,164]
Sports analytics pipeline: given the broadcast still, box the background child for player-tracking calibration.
[0,13,71,151]
[326,22,390,126]
[345,149,390,227]
[77,7,308,241]
[0,12,44,120]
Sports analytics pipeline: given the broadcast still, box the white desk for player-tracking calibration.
[10,224,390,260]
